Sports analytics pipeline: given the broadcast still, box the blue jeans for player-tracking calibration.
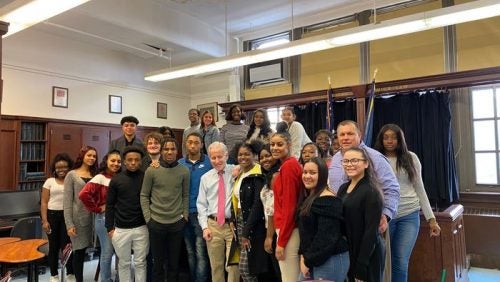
[299,251,349,282]
[184,213,209,282]
[389,210,420,282]
[95,213,115,282]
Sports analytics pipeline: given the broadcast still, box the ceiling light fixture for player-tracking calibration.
[1,0,90,38]
[145,0,500,82]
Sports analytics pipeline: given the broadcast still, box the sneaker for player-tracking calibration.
[49,275,59,282]
[66,274,76,282]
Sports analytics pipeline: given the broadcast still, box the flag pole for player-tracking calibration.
[363,68,378,146]
[326,75,334,131]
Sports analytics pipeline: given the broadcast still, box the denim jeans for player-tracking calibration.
[389,210,420,282]
[184,213,209,282]
[95,213,115,282]
[298,251,349,282]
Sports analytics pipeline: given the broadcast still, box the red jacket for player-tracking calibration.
[79,173,112,213]
[273,157,302,248]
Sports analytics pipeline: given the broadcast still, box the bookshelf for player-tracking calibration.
[18,122,47,190]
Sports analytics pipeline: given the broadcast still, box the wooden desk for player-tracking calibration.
[0,237,20,246]
[0,239,47,282]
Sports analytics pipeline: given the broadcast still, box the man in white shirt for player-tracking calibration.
[197,142,240,282]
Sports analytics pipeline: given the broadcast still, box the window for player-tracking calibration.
[266,106,286,130]
[471,86,500,185]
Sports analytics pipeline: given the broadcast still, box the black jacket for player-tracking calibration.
[239,172,269,275]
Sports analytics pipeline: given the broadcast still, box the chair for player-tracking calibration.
[8,216,45,278]
[0,271,11,282]
[9,216,42,240]
[60,243,72,282]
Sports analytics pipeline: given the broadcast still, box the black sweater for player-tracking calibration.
[337,177,384,282]
[106,169,146,231]
[298,195,349,268]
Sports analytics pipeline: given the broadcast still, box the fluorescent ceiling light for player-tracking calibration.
[1,0,90,38]
[146,0,500,82]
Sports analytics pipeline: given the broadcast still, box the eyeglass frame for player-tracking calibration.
[341,158,366,166]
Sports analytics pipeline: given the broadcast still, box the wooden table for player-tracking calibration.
[0,237,20,246]
[0,239,47,282]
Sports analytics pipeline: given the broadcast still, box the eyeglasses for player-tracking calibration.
[341,158,366,166]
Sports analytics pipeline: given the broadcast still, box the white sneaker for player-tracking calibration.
[49,275,59,282]
[66,274,76,282]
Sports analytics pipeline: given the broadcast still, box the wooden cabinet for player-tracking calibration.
[409,204,467,282]
[0,120,17,190]
[81,126,111,161]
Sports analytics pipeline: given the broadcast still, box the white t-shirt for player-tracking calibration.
[43,177,65,210]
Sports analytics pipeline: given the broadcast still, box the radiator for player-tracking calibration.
[463,207,500,268]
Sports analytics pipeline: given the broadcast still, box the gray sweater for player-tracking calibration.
[140,163,190,224]
[388,152,435,220]
[63,170,93,250]
[220,122,250,155]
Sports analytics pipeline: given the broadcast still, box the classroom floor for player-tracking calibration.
[9,262,500,281]
[10,258,103,282]
[468,267,500,282]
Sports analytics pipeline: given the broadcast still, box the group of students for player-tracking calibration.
[40,106,441,282]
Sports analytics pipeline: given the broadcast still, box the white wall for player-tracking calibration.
[1,27,192,128]
[190,72,235,128]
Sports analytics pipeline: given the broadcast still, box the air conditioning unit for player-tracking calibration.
[247,59,287,87]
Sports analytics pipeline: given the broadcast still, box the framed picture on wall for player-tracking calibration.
[157,102,168,119]
[109,95,122,114]
[197,102,218,122]
[52,86,68,108]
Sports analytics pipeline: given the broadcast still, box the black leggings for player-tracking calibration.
[72,248,87,282]
[47,210,74,276]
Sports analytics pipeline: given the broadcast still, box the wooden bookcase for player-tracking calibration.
[18,122,47,191]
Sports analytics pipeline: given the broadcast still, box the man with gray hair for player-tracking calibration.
[197,142,240,282]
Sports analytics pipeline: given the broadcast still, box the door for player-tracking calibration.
[48,123,82,164]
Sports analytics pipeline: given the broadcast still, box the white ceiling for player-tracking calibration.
[2,0,411,68]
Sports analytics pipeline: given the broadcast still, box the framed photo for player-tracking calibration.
[109,95,122,114]
[197,102,218,122]
[52,86,68,108]
[157,102,168,119]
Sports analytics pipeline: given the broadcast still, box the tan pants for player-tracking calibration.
[276,228,300,282]
[206,219,240,282]
[383,228,392,282]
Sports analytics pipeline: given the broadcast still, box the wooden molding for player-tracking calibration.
[0,114,177,132]
[220,66,500,112]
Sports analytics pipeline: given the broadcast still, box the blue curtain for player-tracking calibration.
[294,98,357,138]
[370,90,459,208]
